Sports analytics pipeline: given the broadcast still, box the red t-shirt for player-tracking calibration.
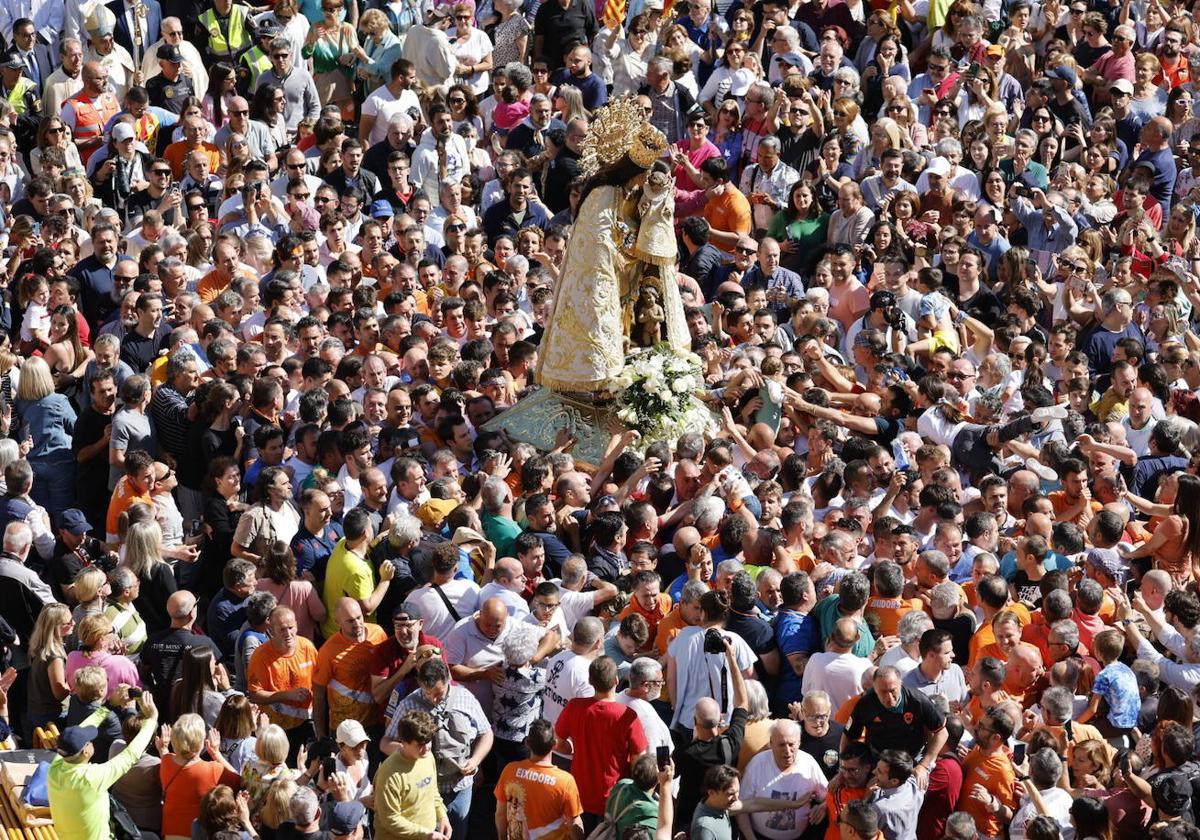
[554,697,648,814]
[916,754,964,840]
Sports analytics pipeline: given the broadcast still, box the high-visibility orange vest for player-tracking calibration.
[67,91,120,164]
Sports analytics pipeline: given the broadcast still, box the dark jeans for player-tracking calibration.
[493,737,530,772]
[950,414,1038,484]
[582,813,603,836]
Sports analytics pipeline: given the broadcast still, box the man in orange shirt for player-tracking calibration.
[968,576,1032,665]
[963,657,1014,726]
[1048,459,1102,526]
[494,719,583,840]
[865,561,922,637]
[247,605,320,759]
[618,570,672,653]
[196,241,253,304]
[820,742,872,840]
[105,450,157,541]
[163,114,221,179]
[698,157,752,253]
[1157,26,1190,89]
[959,706,1019,838]
[314,597,388,738]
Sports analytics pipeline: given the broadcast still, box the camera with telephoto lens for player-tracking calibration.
[703,627,727,654]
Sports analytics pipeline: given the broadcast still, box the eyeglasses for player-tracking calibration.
[735,246,756,255]
[272,52,290,58]
[928,62,949,72]
[187,202,206,211]
[533,67,549,74]
[455,13,472,19]
[1062,261,1088,272]
[286,163,305,170]
[291,192,310,199]
[886,105,905,112]
[47,127,64,135]
[1032,112,1052,121]
[1069,7,1085,13]
[151,169,171,176]
[532,600,560,611]
[449,96,466,104]
[446,223,467,231]
[947,371,976,380]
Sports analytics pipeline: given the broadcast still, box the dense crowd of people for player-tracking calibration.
[3,0,1200,838]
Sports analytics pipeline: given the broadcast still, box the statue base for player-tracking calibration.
[481,387,619,471]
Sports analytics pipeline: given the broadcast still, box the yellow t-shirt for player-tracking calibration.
[321,540,376,638]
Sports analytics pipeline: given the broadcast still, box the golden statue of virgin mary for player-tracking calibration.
[536,97,691,395]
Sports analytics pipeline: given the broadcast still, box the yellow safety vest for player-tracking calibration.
[5,78,35,115]
[240,46,273,90]
[199,4,253,59]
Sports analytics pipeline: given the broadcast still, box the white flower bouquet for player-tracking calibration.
[612,347,714,444]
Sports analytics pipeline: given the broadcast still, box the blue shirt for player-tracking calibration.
[1135,146,1177,213]
[481,198,551,245]
[740,265,805,321]
[15,395,76,462]
[290,521,344,579]
[550,69,608,110]
[775,608,818,704]
[1092,661,1140,729]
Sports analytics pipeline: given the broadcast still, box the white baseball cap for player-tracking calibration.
[336,719,370,746]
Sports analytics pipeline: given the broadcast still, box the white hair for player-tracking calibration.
[3,521,32,556]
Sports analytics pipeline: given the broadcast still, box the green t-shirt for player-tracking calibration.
[811,594,875,658]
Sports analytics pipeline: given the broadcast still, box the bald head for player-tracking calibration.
[495,557,524,590]
[829,616,859,651]
[1025,511,1052,539]
[167,590,197,622]
[229,96,249,114]
[477,597,509,639]
[695,697,721,729]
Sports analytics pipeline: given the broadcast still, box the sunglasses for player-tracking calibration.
[151,169,171,175]
[446,223,467,231]
[886,105,905,112]
[1062,261,1088,272]
[735,246,756,254]
[47,127,64,135]
[272,52,290,58]
[449,97,466,104]
[187,203,206,211]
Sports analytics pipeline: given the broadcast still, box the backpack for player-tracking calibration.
[585,785,645,840]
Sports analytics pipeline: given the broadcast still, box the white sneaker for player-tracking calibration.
[1025,458,1058,482]
[1031,405,1068,423]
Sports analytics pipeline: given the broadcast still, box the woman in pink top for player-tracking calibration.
[255,542,327,641]
[64,614,142,699]
[672,111,722,189]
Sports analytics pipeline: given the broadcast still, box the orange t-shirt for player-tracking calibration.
[163,140,221,179]
[618,592,673,653]
[866,597,924,637]
[106,476,153,538]
[314,624,387,730]
[968,603,1032,665]
[246,637,319,730]
[494,759,583,840]
[959,747,1017,839]
[1048,491,1102,525]
[703,187,752,252]
[834,692,860,726]
[824,787,868,840]
[159,759,240,837]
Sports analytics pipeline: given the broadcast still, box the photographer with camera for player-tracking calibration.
[842,290,915,361]
[668,590,753,834]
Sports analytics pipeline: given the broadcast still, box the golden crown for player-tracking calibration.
[579,97,669,180]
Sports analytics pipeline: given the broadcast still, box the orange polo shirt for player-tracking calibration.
[704,187,752,253]
[1048,491,1103,525]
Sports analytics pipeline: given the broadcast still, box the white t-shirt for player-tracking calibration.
[740,750,829,840]
[1010,787,1075,840]
[403,580,482,640]
[541,650,594,726]
[362,84,423,145]
[800,651,873,711]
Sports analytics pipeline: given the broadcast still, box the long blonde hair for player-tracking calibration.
[28,603,70,662]
[122,519,165,579]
